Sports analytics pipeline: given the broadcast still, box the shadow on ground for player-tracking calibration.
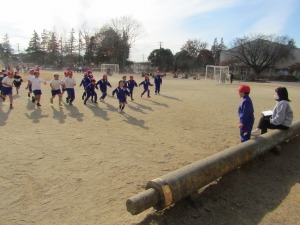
[134,136,300,225]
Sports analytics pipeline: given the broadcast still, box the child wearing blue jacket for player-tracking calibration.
[79,72,90,100]
[139,75,153,98]
[154,71,162,95]
[84,78,98,105]
[96,74,111,103]
[237,85,255,142]
[112,80,130,113]
[126,75,138,101]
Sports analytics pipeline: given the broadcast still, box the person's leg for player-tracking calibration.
[58,94,62,106]
[147,90,151,97]
[8,94,13,109]
[130,90,133,100]
[69,89,75,104]
[84,93,90,105]
[141,90,146,97]
[93,92,98,103]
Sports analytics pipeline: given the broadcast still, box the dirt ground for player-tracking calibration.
[0,71,299,225]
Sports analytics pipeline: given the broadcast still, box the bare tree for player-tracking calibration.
[229,34,295,76]
[107,16,144,71]
[181,39,208,58]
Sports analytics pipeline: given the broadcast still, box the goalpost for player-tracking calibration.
[205,65,229,82]
[100,64,119,75]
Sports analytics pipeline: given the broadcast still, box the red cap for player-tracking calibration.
[8,71,14,75]
[238,85,250,93]
[87,70,92,74]
[64,71,68,75]
[103,74,107,77]
[90,78,96,82]
[68,70,73,75]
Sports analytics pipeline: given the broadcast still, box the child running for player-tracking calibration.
[63,70,76,105]
[50,72,63,106]
[25,68,35,97]
[79,72,90,100]
[84,78,98,105]
[112,80,130,113]
[139,75,153,98]
[96,74,111,103]
[1,70,15,109]
[126,75,138,101]
[29,71,47,107]
[13,71,23,94]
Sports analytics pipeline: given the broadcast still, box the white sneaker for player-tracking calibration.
[251,129,261,136]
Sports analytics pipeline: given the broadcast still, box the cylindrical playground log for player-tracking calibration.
[126,120,300,215]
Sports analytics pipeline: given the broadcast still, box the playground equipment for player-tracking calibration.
[126,120,300,215]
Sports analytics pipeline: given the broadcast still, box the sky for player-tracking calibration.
[1,0,300,62]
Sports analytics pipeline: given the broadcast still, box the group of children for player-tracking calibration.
[1,69,164,114]
[0,70,24,109]
[237,84,293,145]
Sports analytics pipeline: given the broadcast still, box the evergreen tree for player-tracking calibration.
[26,30,44,64]
[41,29,50,52]
[46,32,60,66]
[0,34,14,67]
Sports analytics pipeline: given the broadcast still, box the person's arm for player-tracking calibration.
[270,102,287,125]
[240,100,253,126]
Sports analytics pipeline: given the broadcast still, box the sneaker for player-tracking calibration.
[118,108,121,113]
[251,129,261,136]
[37,103,41,107]
[10,104,13,109]
[32,96,35,103]
[141,94,143,98]
[84,101,87,105]
[28,92,30,97]
[102,99,105,103]
[50,98,53,104]
[69,102,73,106]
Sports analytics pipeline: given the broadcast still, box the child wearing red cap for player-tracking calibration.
[139,75,153,98]
[126,75,138,101]
[84,78,98,105]
[112,80,130,113]
[237,84,254,142]
[1,71,15,109]
[96,74,111,103]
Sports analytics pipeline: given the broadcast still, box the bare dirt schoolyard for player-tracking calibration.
[0,71,299,225]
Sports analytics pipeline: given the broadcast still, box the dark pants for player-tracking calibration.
[141,89,150,97]
[66,88,75,103]
[100,90,107,99]
[84,91,97,103]
[129,90,134,100]
[257,116,289,134]
[155,85,161,94]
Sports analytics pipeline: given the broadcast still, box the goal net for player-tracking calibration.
[205,65,229,82]
[100,64,119,75]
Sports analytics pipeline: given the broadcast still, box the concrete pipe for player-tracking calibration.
[126,120,300,215]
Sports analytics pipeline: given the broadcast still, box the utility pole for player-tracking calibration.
[158,42,163,49]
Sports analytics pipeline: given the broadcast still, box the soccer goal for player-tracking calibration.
[205,65,229,82]
[100,64,119,75]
